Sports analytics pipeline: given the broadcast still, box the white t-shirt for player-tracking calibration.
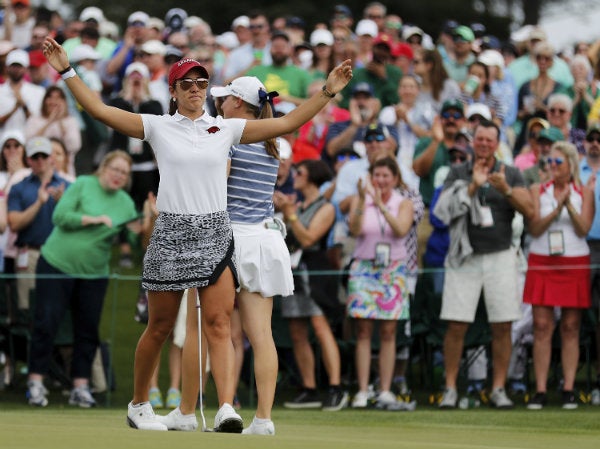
[0,81,45,134]
[142,112,246,215]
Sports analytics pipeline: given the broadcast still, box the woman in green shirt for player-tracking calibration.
[26,150,139,408]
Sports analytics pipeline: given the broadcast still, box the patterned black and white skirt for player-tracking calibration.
[142,211,238,291]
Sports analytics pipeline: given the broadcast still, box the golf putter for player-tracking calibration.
[195,289,212,432]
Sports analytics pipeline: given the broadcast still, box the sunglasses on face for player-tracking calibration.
[30,153,49,160]
[249,24,265,30]
[337,154,359,162]
[549,108,567,115]
[450,154,467,163]
[365,134,385,143]
[586,135,600,143]
[546,157,564,165]
[177,78,209,90]
[441,111,463,120]
[536,54,552,61]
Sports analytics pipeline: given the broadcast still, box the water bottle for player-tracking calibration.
[458,396,481,409]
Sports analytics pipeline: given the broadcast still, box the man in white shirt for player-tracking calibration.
[0,49,45,135]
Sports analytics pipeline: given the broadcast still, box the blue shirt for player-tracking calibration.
[580,157,600,239]
[8,172,70,247]
[227,142,279,224]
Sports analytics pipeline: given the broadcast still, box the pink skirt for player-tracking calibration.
[523,253,591,308]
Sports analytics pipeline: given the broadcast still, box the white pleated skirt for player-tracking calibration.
[232,220,294,298]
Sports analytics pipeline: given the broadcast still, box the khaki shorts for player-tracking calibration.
[441,248,522,323]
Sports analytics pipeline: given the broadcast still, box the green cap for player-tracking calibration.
[537,127,564,143]
[454,25,475,43]
[441,98,464,114]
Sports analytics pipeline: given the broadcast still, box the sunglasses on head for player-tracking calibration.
[177,78,209,90]
[441,111,463,120]
[586,135,600,143]
[365,134,385,143]
[546,157,564,165]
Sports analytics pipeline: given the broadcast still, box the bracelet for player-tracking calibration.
[354,208,363,215]
[321,85,336,98]
[58,66,72,75]
[287,214,298,223]
[61,67,77,80]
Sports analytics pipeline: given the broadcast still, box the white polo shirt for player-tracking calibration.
[142,112,246,215]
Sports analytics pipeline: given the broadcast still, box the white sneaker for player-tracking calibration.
[490,387,514,409]
[439,388,458,409]
[127,401,168,431]
[27,380,48,407]
[69,386,96,408]
[376,390,398,406]
[214,403,243,433]
[242,418,275,435]
[156,407,198,431]
[352,390,369,408]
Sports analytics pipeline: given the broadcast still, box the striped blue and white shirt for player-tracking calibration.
[227,142,280,224]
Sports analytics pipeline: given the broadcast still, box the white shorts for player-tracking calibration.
[172,291,187,348]
[441,248,522,323]
[232,221,294,298]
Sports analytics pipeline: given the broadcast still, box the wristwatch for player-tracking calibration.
[504,187,513,198]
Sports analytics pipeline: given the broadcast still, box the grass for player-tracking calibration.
[1,406,600,449]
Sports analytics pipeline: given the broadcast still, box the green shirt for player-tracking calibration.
[413,137,450,206]
[246,64,312,99]
[41,175,137,278]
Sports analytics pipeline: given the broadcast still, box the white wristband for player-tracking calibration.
[61,67,76,80]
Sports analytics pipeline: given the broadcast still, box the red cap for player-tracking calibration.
[28,50,46,68]
[392,42,414,60]
[372,33,393,49]
[12,0,30,5]
[168,58,209,86]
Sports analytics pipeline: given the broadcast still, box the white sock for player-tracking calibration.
[253,416,272,424]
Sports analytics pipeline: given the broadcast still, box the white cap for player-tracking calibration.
[278,137,292,160]
[26,136,52,158]
[128,11,149,26]
[355,19,378,37]
[125,62,150,79]
[231,15,250,29]
[70,44,101,63]
[0,129,25,148]
[210,76,266,108]
[403,25,424,40]
[147,17,165,32]
[6,49,29,67]
[141,39,167,55]
[215,31,239,50]
[310,29,334,46]
[466,103,492,120]
[79,6,104,23]
[99,21,119,39]
[184,16,205,29]
[478,49,504,68]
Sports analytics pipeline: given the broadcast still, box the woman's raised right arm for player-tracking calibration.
[43,37,144,139]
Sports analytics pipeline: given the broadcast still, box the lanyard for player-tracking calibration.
[375,205,387,237]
